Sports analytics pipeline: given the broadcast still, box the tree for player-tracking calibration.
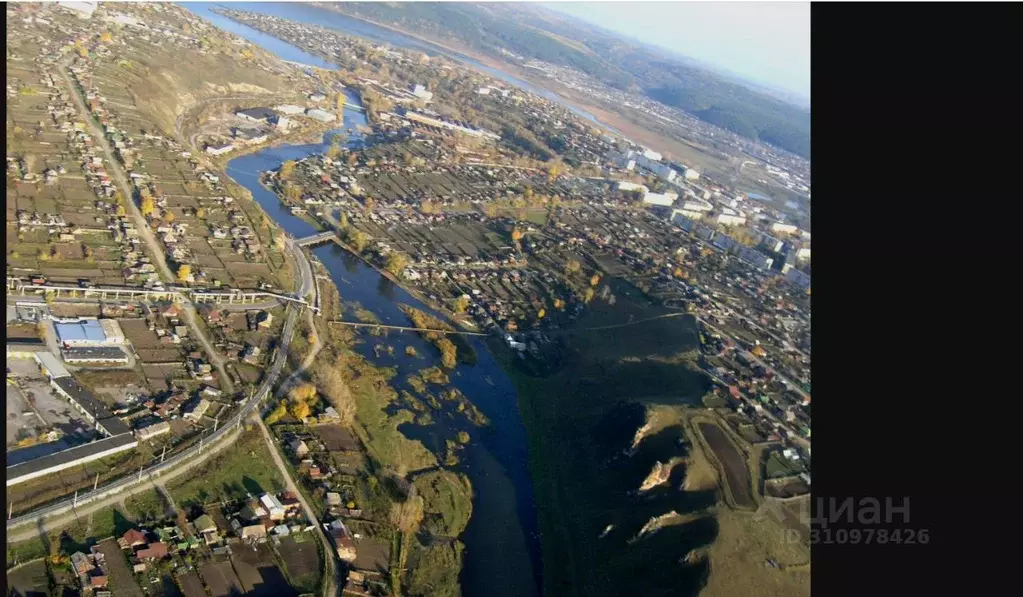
[346,153,359,167]
[280,160,296,180]
[511,227,524,242]
[583,288,595,304]
[390,489,424,535]
[565,259,581,275]
[553,298,565,310]
[537,308,546,319]
[312,360,356,426]
[164,210,175,223]
[437,338,458,369]
[348,229,369,253]
[289,400,311,420]
[140,194,155,217]
[99,32,113,43]
[196,207,206,218]
[590,274,601,287]
[336,92,346,120]
[266,402,288,425]
[177,264,191,283]
[289,382,317,404]
[385,252,409,277]
[454,295,470,313]
[363,197,376,212]
[483,203,499,218]
[284,182,302,203]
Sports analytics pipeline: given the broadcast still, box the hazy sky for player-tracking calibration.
[544,1,810,101]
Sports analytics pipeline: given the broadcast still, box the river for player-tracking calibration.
[181,2,619,133]
[183,5,542,596]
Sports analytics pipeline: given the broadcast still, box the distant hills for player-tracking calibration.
[321,2,810,158]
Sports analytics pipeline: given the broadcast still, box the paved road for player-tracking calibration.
[59,56,234,393]
[11,64,323,555]
[252,413,340,597]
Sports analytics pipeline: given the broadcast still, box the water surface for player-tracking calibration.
[182,7,543,594]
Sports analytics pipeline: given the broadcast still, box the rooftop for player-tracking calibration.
[237,107,276,121]
[6,433,137,484]
[54,320,107,344]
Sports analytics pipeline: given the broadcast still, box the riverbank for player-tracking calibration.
[222,121,541,597]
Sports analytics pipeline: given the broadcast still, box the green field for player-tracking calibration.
[167,428,285,508]
[123,489,167,523]
[339,350,437,475]
[413,470,473,538]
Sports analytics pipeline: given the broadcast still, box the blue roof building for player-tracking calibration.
[54,320,107,345]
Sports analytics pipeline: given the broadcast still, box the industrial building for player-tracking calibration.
[235,107,277,123]
[54,319,124,347]
[616,181,648,193]
[305,108,337,123]
[642,192,678,207]
[410,84,433,102]
[402,110,500,140]
[274,104,305,115]
[206,143,234,156]
[6,354,136,487]
[62,346,130,365]
[135,421,171,441]
[6,433,137,487]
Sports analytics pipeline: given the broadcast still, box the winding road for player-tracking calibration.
[59,54,236,394]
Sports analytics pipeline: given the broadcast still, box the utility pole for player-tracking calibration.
[9,501,13,521]
[214,414,219,433]
[73,489,78,509]
[94,472,100,491]
[161,444,168,464]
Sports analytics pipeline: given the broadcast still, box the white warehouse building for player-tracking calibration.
[643,192,679,207]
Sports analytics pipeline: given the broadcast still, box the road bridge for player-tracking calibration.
[295,231,339,247]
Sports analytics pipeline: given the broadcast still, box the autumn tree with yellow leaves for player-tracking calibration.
[280,160,296,180]
[140,194,155,217]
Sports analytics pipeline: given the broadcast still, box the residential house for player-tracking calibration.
[71,552,94,575]
[319,406,341,424]
[193,514,220,545]
[289,438,309,458]
[183,398,210,421]
[118,529,147,551]
[241,524,267,541]
[260,493,286,521]
[280,491,302,515]
[135,542,169,560]
[327,520,357,561]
